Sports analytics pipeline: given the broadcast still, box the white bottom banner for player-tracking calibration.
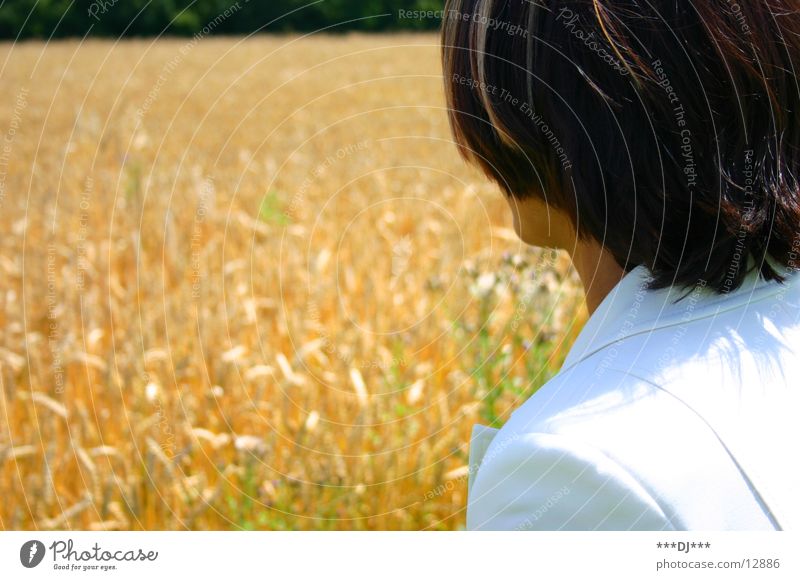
[0,531,796,579]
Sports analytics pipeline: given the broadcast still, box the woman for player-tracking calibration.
[442,0,800,530]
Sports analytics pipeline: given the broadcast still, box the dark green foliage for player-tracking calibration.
[0,0,446,39]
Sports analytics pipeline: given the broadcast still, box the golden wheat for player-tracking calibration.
[0,34,584,530]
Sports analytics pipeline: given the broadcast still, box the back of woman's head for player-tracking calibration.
[442,0,800,292]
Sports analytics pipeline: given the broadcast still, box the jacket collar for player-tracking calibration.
[560,260,795,372]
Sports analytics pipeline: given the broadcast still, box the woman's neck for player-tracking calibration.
[570,238,626,315]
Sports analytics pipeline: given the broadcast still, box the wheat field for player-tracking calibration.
[0,33,585,530]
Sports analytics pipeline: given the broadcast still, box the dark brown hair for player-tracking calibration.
[442,0,800,293]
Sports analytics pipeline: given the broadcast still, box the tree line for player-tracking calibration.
[0,0,447,40]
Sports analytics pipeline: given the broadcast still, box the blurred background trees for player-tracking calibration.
[0,0,447,39]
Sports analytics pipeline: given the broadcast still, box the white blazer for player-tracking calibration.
[466,261,800,530]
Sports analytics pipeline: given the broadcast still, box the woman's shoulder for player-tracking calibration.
[472,366,780,529]
[469,267,800,529]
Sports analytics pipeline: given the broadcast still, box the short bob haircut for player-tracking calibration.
[442,0,800,293]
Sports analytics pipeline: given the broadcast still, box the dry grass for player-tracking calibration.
[0,33,585,530]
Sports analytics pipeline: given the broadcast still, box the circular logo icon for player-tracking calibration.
[20,540,46,568]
